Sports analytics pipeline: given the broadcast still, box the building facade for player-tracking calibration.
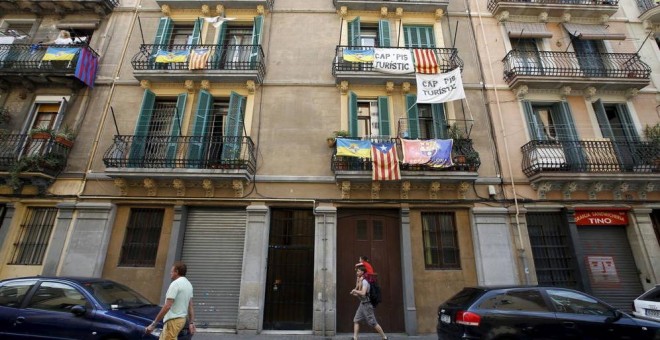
[0,0,657,336]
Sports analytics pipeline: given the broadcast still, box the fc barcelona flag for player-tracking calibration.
[371,141,400,181]
[75,47,98,88]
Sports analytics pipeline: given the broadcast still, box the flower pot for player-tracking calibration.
[31,132,52,140]
[55,136,74,148]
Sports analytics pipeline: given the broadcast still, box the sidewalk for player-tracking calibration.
[192,331,437,339]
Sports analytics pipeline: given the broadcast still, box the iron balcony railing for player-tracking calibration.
[331,137,480,172]
[521,139,658,176]
[488,0,618,11]
[637,0,658,12]
[0,134,73,177]
[103,135,256,174]
[131,44,266,82]
[333,46,463,76]
[0,43,99,75]
[0,0,119,14]
[503,50,651,82]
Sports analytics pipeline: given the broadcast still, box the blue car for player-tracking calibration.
[0,276,191,339]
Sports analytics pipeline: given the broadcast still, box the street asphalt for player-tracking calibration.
[192,330,437,339]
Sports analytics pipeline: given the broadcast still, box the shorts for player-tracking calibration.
[353,302,378,327]
[160,317,186,340]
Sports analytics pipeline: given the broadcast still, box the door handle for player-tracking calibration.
[562,321,575,328]
[15,316,25,324]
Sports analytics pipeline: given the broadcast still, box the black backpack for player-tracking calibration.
[368,281,382,307]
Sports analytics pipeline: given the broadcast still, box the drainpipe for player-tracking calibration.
[467,0,530,284]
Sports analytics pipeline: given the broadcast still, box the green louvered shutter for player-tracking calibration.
[522,100,543,140]
[592,99,615,140]
[222,92,246,161]
[431,104,448,139]
[165,93,187,167]
[616,104,640,142]
[191,18,203,45]
[557,101,584,171]
[188,90,213,167]
[403,26,435,48]
[348,91,358,137]
[152,17,173,66]
[405,94,419,139]
[348,17,361,47]
[129,89,156,166]
[379,20,391,47]
[378,96,390,137]
[250,15,264,67]
[213,21,227,67]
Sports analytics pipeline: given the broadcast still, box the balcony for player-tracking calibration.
[131,44,266,84]
[638,0,660,25]
[502,50,651,91]
[333,0,449,12]
[154,0,273,10]
[521,139,659,199]
[0,0,119,16]
[487,0,618,19]
[0,44,100,90]
[0,134,73,194]
[333,46,462,85]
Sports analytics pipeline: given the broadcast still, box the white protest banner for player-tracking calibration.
[372,48,414,74]
[416,68,466,103]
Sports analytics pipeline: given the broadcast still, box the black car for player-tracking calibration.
[437,286,660,340]
[0,276,191,339]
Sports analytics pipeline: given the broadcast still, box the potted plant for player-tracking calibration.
[54,125,76,148]
[29,127,54,140]
[643,123,660,171]
[7,152,67,191]
[465,150,480,171]
[327,130,350,148]
[448,123,465,140]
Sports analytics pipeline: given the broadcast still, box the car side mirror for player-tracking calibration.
[70,305,86,316]
[605,310,622,323]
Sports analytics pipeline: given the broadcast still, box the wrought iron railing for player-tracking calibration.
[331,137,480,172]
[488,0,618,11]
[103,135,256,174]
[0,0,119,13]
[503,50,651,82]
[333,46,463,76]
[637,0,658,12]
[521,139,658,176]
[0,44,99,74]
[0,134,73,177]
[131,44,266,81]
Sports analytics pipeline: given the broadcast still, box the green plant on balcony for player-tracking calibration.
[643,123,660,170]
[29,126,54,140]
[7,152,67,191]
[54,125,76,148]
[448,123,465,140]
[465,150,480,171]
[327,130,350,148]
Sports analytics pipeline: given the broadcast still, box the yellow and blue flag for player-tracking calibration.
[336,138,371,158]
[155,49,189,63]
[343,49,374,63]
[42,47,79,61]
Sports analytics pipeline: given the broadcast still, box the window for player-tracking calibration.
[9,207,57,265]
[527,212,578,289]
[639,286,660,303]
[404,95,447,139]
[522,101,578,142]
[547,289,614,316]
[572,39,606,77]
[479,290,551,312]
[27,282,87,312]
[215,16,263,69]
[118,208,164,267]
[0,21,33,43]
[403,25,435,48]
[170,25,195,45]
[0,279,37,308]
[348,92,390,137]
[347,18,390,47]
[422,212,460,269]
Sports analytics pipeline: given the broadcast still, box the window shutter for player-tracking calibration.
[250,15,264,65]
[191,18,204,45]
[348,17,361,47]
[378,96,390,137]
[592,99,614,140]
[348,91,358,137]
[165,93,187,166]
[188,90,213,167]
[555,101,579,141]
[378,19,391,47]
[53,98,69,130]
[222,92,246,160]
[129,89,157,165]
[212,21,228,67]
[406,94,419,139]
[522,100,542,140]
[431,104,448,139]
[153,17,173,45]
[404,26,435,48]
[616,104,640,142]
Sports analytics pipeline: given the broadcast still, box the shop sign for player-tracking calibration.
[574,210,628,226]
[587,256,619,283]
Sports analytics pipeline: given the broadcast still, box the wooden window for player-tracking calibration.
[118,208,164,267]
[9,207,57,265]
[422,212,460,269]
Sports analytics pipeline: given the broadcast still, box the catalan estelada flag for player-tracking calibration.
[75,47,98,88]
[371,141,400,181]
[413,49,439,74]
[189,48,211,70]
[336,138,371,158]
[42,47,80,61]
[343,49,375,63]
[155,49,189,63]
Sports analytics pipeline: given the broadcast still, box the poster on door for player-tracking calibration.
[587,256,620,284]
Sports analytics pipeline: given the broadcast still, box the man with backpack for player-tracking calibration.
[350,265,388,340]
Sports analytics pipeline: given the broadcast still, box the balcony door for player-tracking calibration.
[215,16,263,69]
[348,92,390,138]
[511,38,543,76]
[592,100,640,171]
[404,94,446,140]
[573,39,606,77]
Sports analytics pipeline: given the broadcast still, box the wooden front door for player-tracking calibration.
[337,210,404,333]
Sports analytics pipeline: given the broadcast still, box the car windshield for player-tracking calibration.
[83,281,154,309]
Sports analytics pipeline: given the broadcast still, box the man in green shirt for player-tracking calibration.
[146,261,196,339]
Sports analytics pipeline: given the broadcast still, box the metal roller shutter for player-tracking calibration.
[181,208,246,329]
[578,226,643,311]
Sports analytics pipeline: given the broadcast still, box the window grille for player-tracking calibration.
[422,212,460,269]
[118,208,164,267]
[9,207,57,265]
[527,212,578,289]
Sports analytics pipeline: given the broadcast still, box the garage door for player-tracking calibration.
[578,226,643,311]
[181,208,246,329]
